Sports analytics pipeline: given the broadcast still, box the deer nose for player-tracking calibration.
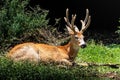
[81,44,87,48]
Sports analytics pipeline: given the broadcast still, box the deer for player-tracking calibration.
[6,8,91,66]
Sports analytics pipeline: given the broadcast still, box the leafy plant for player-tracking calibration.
[116,26,120,37]
[0,0,49,51]
[0,0,70,52]
[0,56,99,80]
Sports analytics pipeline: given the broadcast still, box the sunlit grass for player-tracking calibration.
[77,40,120,73]
[77,41,120,64]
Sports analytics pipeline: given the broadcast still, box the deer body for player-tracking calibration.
[8,43,70,62]
[7,9,91,65]
[7,35,81,65]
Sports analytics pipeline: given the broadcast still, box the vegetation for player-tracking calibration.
[78,40,120,64]
[0,0,69,52]
[78,41,120,74]
[0,41,120,79]
[116,19,120,37]
[0,56,98,80]
[0,0,49,51]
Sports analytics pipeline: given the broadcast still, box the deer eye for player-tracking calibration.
[75,36,79,39]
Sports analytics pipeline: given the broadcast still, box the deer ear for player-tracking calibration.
[66,26,74,34]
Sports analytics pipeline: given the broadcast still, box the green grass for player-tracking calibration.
[77,40,120,74]
[78,41,120,64]
[0,40,120,79]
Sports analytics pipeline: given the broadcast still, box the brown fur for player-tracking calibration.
[7,42,74,65]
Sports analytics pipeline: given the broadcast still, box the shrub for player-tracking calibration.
[0,0,49,51]
[115,20,120,44]
[0,56,100,80]
[0,0,70,53]
[116,26,120,37]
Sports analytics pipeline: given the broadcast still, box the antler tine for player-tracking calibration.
[64,8,71,28]
[84,9,89,24]
[80,9,91,33]
[71,14,77,29]
[64,8,77,33]
[85,16,91,29]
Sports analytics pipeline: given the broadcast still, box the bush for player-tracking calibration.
[0,0,49,51]
[0,56,100,80]
[116,26,120,37]
[0,0,70,53]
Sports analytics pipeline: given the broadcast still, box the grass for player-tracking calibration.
[78,40,120,64]
[0,40,120,79]
[77,40,120,74]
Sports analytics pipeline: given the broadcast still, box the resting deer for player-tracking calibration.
[7,8,91,65]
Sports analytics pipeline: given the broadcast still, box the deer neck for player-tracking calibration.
[65,35,80,61]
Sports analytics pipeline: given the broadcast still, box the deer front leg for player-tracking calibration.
[58,59,73,66]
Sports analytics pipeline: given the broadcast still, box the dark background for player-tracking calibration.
[29,0,120,32]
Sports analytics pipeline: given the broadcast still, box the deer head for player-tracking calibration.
[64,8,91,48]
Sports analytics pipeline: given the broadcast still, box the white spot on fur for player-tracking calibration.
[79,38,86,46]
